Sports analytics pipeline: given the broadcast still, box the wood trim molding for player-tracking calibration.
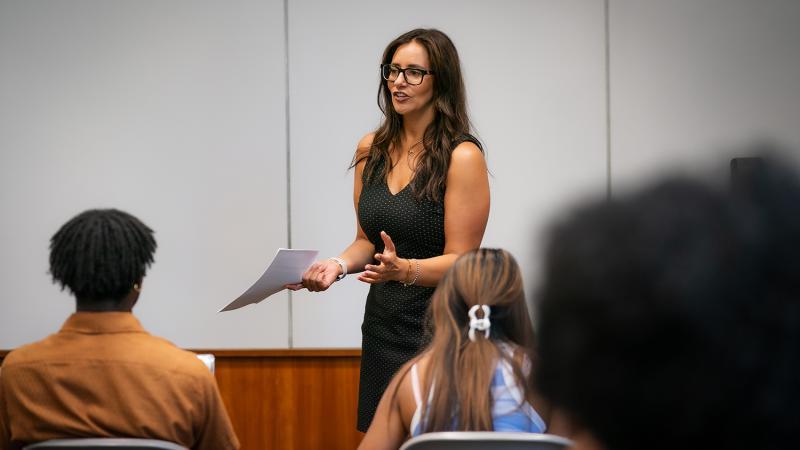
[188,348,361,357]
[1,348,361,358]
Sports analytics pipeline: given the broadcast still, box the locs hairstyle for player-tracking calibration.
[49,209,156,302]
[354,28,482,203]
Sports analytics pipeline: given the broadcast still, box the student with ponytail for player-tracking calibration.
[358,248,553,449]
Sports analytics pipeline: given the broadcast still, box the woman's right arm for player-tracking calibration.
[288,134,376,292]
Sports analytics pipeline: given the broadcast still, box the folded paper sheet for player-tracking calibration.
[219,248,318,312]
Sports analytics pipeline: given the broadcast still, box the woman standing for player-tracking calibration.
[289,28,489,431]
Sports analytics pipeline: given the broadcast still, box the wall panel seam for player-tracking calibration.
[284,0,294,348]
[605,0,612,199]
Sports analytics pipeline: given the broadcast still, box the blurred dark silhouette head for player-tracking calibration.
[536,154,800,450]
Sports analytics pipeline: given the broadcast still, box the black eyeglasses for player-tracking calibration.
[381,64,434,86]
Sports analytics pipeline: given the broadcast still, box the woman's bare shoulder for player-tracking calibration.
[447,140,488,181]
[395,352,431,415]
[356,132,376,159]
[358,132,376,148]
[395,352,427,387]
[450,140,484,162]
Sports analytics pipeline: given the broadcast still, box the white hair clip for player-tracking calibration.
[468,304,491,342]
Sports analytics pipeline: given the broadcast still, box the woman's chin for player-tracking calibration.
[396,107,418,117]
[392,101,413,115]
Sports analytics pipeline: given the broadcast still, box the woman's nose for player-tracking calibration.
[393,72,407,86]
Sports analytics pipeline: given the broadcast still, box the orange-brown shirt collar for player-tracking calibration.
[60,312,147,334]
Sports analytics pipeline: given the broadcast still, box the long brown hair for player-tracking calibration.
[411,248,537,431]
[353,28,482,202]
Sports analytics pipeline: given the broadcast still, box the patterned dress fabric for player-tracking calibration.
[355,136,479,431]
[356,165,440,430]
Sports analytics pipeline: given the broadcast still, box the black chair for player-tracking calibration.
[24,438,189,450]
[399,432,573,450]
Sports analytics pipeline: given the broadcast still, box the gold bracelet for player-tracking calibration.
[403,259,419,287]
[403,258,413,286]
[409,259,420,286]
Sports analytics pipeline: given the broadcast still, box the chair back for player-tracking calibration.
[399,432,573,450]
[24,438,189,450]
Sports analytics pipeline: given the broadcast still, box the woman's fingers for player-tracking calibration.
[307,275,328,291]
[301,263,319,290]
[359,263,398,283]
[360,235,403,285]
[300,260,337,292]
[380,231,396,254]
[358,270,381,284]
[315,265,336,291]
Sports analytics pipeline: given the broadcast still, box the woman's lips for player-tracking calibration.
[393,91,410,102]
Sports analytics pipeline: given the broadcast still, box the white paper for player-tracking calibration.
[219,248,318,312]
[196,354,215,373]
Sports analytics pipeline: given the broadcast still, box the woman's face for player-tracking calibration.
[388,41,434,117]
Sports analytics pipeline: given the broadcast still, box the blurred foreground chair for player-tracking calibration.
[399,432,573,450]
[24,438,189,450]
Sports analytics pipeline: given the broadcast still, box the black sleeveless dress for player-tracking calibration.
[356,135,479,431]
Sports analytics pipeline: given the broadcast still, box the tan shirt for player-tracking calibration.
[0,313,239,450]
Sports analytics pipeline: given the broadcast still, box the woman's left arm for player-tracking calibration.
[359,141,489,287]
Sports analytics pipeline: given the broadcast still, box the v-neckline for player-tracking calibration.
[386,179,412,197]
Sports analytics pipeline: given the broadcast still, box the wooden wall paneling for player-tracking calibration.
[194,350,364,450]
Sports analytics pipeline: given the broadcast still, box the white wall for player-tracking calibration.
[609,0,800,191]
[287,0,607,347]
[1,0,798,349]
[0,0,289,348]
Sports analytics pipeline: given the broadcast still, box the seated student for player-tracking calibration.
[359,248,555,450]
[534,156,800,450]
[0,209,239,450]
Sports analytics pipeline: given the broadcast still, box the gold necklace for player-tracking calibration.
[408,140,422,157]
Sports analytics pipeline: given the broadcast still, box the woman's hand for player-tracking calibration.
[286,259,342,292]
[358,231,406,284]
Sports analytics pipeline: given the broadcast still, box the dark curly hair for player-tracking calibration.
[535,157,800,450]
[49,208,156,303]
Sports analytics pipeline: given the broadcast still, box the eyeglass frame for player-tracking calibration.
[380,64,434,85]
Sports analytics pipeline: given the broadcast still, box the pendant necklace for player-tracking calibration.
[408,140,422,157]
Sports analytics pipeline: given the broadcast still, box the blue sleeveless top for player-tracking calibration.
[409,347,546,435]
